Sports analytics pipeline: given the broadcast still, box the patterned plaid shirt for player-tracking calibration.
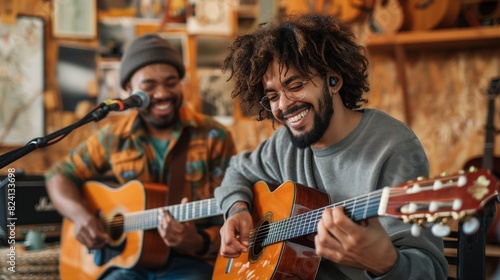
[45,105,237,259]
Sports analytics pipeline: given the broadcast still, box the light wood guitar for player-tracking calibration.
[326,0,374,23]
[60,180,222,280]
[287,0,374,23]
[367,0,405,34]
[401,0,461,31]
[213,168,499,280]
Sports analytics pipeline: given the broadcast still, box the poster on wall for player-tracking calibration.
[187,0,234,35]
[98,59,129,104]
[198,68,234,126]
[56,45,97,112]
[53,0,97,39]
[0,16,45,146]
[158,32,189,68]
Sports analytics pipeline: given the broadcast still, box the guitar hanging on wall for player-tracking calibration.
[463,77,500,243]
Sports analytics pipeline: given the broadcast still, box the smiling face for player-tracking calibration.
[262,61,335,148]
[128,63,183,130]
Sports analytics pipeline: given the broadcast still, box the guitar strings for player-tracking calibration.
[101,174,470,246]
[246,176,465,247]
[246,188,387,246]
[103,198,220,231]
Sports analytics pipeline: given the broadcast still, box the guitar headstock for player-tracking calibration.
[488,77,500,97]
[382,168,499,236]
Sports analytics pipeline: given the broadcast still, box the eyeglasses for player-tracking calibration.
[259,74,319,111]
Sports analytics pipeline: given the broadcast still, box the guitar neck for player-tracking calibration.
[483,95,497,169]
[122,198,221,232]
[259,190,383,247]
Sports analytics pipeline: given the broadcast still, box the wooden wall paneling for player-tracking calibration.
[401,48,500,177]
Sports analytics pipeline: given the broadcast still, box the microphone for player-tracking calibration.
[102,90,150,111]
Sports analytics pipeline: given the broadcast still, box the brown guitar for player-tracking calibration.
[213,169,499,280]
[463,77,500,242]
[401,0,462,31]
[60,180,222,280]
[326,0,374,23]
[367,0,405,34]
[462,0,500,27]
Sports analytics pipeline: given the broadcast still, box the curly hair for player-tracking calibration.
[223,13,369,121]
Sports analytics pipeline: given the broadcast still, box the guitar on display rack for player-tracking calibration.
[463,77,500,242]
[367,0,405,35]
[400,0,462,31]
[213,168,499,280]
[59,180,222,280]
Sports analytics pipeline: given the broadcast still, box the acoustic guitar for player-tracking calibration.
[463,77,500,242]
[367,0,405,35]
[213,168,499,280]
[287,0,374,23]
[326,0,374,23]
[400,0,462,31]
[59,180,222,280]
[462,0,500,27]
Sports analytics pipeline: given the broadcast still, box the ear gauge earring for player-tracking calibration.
[329,76,338,87]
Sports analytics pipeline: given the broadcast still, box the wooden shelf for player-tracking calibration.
[366,26,500,52]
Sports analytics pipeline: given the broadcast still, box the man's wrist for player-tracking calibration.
[196,228,212,255]
[228,201,249,217]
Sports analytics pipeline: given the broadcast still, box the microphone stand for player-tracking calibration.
[0,104,113,171]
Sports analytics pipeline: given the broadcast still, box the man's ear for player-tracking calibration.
[124,82,132,94]
[328,73,343,92]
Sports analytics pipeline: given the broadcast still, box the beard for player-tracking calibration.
[139,96,182,129]
[286,84,334,148]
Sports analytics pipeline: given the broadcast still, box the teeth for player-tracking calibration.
[288,109,309,123]
[155,104,171,111]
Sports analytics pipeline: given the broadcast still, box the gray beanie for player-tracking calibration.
[119,33,185,89]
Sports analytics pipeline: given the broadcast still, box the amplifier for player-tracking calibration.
[0,174,63,244]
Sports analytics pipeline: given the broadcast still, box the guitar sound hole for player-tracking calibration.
[248,211,274,264]
[252,220,269,256]
[108,214,124,241]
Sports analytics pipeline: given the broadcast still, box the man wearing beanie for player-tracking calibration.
[45,33,237,279]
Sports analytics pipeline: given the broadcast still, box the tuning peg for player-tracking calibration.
[432,223,451,237]
[462,216,480,235]
[411,224,422,237]
[433,180,443,190]
[457,175,467,187]
[452,199,462,211]
[468,166,478,173]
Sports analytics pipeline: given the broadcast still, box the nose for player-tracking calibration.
[276,92,294,111]
[152,84,171,100]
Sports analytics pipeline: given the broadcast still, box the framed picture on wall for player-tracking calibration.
[56,44,97,112]
[98,59,129,104]
[0,16,45,145]
[198,68,234,126]
[187,0,234,35]
[53,0,97,39]
[158,32,190,68]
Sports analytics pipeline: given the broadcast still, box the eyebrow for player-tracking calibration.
[140,75,179,85]
[263,74,301,94]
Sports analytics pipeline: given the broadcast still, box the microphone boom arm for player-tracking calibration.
[0,104,114,170]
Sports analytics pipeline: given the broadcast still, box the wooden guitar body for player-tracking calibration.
[60,181,168,280]
[213,181,330,280]
[367,0,404,34]
[401,0,461,31]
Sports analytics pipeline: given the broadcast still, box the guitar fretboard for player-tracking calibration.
[122,198,221,232]
[258,191,384,247]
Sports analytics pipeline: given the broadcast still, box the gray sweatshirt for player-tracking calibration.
[214,108,448,279]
